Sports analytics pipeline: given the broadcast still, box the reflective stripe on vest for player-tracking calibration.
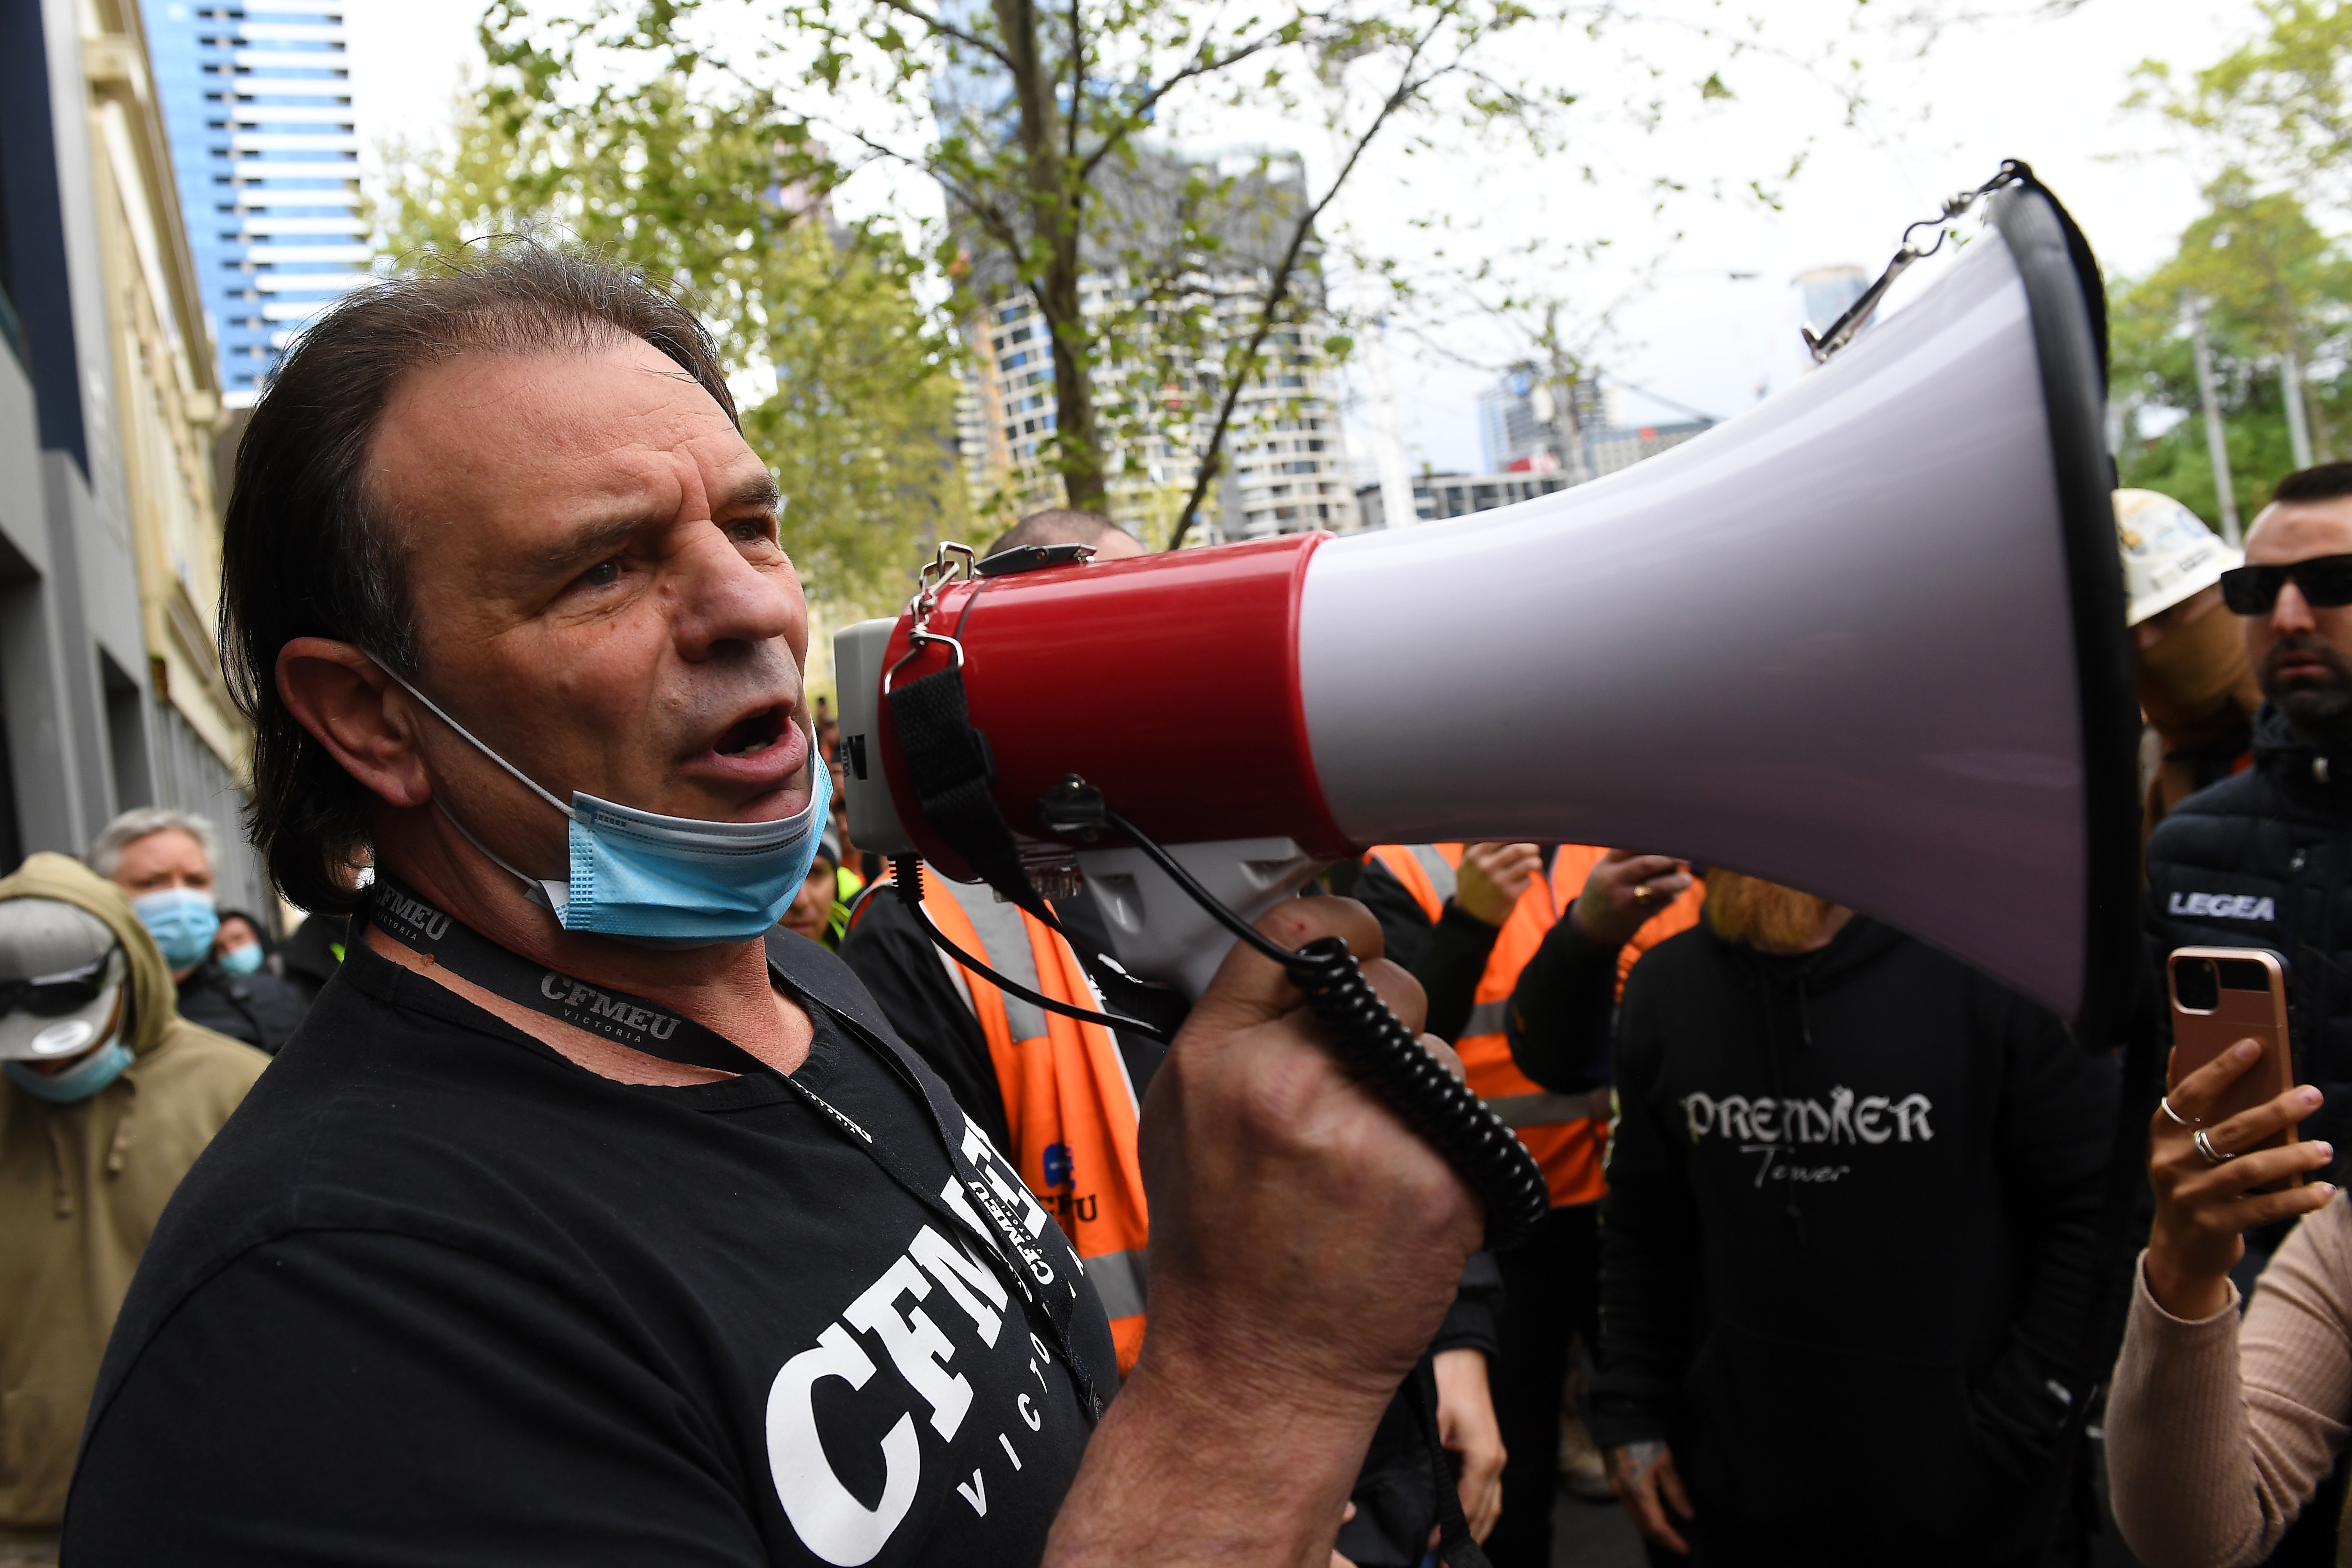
[1367,844,1703,1208]
[1367,843,1458,924]
[918,872,1152,1375]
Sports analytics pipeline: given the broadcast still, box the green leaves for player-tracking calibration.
[378,11,964,611]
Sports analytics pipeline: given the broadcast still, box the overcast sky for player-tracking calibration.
[349,0,2257,474]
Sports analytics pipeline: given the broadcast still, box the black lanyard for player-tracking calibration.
[366,876,1104,1418]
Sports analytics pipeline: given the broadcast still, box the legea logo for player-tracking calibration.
[2169,891,2277,922]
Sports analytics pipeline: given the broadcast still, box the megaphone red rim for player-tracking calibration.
[874,531,1356,879]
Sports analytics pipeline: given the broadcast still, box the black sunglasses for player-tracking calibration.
[2220,554,2352,614]
[0,956,114,1019]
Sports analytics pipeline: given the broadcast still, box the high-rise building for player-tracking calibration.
[1476,363,1611,474]
[952,150,1358,542]
[141,0,367,406]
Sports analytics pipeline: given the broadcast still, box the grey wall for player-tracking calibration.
[0,0,264,911]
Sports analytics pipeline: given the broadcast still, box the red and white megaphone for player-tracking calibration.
[837,168,2138,1046]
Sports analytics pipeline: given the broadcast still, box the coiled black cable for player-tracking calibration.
[1095,806,1550,1253]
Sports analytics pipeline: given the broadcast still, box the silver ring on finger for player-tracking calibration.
[2160,1096,2199,1128]
[2194,1128,2236,1166]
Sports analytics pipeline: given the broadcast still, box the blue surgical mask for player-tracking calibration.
[132,887,220,969]
[218,942,265,976]
[377,665,833,947]
[6,1038,135,1103]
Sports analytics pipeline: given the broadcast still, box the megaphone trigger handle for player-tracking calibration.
[1096,802,1549,1252]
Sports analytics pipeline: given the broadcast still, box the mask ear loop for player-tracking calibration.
[367,656,574,911]
[368,657,574,817]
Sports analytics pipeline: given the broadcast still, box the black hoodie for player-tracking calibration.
[1590,916,2116,1567]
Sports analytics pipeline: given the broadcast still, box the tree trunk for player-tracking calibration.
[991,0,1108,512]
[2189,300,2241,546]
[2282,343,2315,470]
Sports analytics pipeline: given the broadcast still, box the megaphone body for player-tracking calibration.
[838,180,2137,1039]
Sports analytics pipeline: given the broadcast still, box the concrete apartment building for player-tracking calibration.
[953,151,1359,542]
[0,0,266,909]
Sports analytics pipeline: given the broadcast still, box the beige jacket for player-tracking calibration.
[0,854,268,1530]
[2106,1193,2352,1568]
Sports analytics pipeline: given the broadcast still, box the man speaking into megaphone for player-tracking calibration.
[58,247,1484,1567]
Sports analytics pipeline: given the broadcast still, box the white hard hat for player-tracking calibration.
[2115,488,2239,626]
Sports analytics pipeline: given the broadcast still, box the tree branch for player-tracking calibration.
[1167,26,1450,548]
[1075,28,1296,182]
[873,0,1019,71]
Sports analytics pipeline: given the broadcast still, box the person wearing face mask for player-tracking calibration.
[0,855,266,1550]
[88,810,311,1056]
[213,910,272,976]
[2119,489,2260,849]
[60,249,1484,1568]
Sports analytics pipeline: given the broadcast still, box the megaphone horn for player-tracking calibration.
[838,167,2137,1052]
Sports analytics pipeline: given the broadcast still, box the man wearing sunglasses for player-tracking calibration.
[2148,460,2352,1293]
[0,853,266,1550]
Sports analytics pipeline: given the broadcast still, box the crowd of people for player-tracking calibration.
[8,244,2352,1568]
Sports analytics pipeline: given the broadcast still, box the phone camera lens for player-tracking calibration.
[2175,957,2221,1013]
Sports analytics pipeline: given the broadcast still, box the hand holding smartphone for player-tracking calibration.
[2168,948,2298,1192]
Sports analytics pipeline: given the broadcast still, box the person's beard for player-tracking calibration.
[2261,631,2352,746]
[1705,871,1835,951]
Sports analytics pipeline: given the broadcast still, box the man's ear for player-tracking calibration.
[277,639,432,808]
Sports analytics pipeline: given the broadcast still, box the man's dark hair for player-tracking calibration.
[983,507,1134,557]
[2272,462,2352,504]
[218,245,737,917]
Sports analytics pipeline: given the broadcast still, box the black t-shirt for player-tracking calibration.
[64,934,1115,1566]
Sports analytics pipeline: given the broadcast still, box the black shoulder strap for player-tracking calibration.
[762,926,920,1056]
[885,663,1057,927]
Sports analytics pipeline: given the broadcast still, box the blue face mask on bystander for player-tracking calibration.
[217,942,265,976]
[131,888,220,970]
[374,663,832,947]
[5,1038,135,1103]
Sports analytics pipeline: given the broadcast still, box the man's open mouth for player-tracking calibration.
[713,707,788,758]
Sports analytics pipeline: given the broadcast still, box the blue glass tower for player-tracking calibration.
[140,0,368,406]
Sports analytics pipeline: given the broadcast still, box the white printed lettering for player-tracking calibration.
[909,1225,1007,1346]
[2169,891,2278,921]
[765,1323,920,1567]
[1855,1096,1891,1144]
[1019,1392,1042,1431]
[843,1258,972,1440]
[937,1176,1006,1258]
[1682,1093,1716,1141]
[999,1432,1024,1470]
[1894,1093,1933,1141]
[957,1469,987,1516]
[962,1123,1053,1238]
[1718,1095,1754,1141]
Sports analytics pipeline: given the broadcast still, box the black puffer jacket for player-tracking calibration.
[175,961,313,1056]
[2146,702,2352,1175]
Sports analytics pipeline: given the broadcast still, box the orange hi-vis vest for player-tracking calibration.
[902,871,1152,1375]
[1366,845,1706,1209]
